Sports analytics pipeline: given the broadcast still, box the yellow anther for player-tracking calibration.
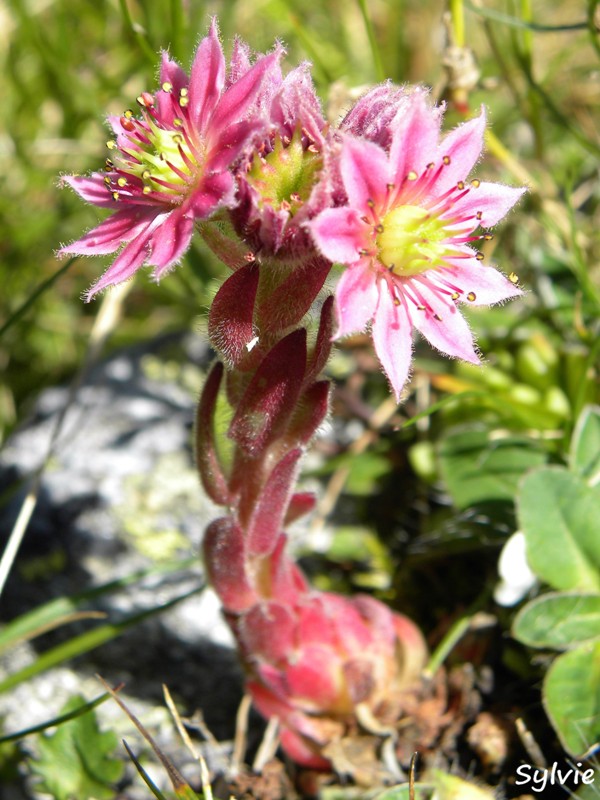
[471,179,481,188]
[162,81,173,93]
[124,109,134,119]
[467,292,476,301]
[457,181,465,190]
[107,140,118,150]
[476,252,485,261]
[407,171,418,181]
[509,272,519,284]
[112,191,119,201]
[117,177,127,187]
[173,118,183,127]
[442,155,451,165]
[179,96,189,107]
[451,291,460,300]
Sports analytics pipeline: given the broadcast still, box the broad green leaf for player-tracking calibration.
[513,592,600,649]
[544,642,600,756]
[439,428,546,509]
[570,405,600,483]
[30,695,124,800]
[518,467,600,592]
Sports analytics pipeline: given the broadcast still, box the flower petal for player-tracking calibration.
[434,264,523,305]
[149,208,194,276]
[59,207,158,256]
[407,277,480,363]
[85,213,166,300]
[390,90,441,184]
[60,174,117,209]
[310,207,365,265]
[334,263,378,337]
[447,181,526,228]
[210,48,281,134]
[435,108,486,193]
[188,18,225,133]
[371,280,413,401]
[156,52,189,124]
[188,170,235,217]
[340,136,389,209]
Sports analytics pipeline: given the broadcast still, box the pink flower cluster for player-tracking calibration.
[61,20,526,769]
[61,20,524,400]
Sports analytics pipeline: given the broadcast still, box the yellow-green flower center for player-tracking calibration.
[376,205,450,277]
[248,128,322,216]
[112,115,199,197]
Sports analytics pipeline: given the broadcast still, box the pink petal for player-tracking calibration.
[157,52,189,123]
[371,280,413,401]
[228,37,252,84]
[207,119,263,172]
[85,214,165,300]
[188,19,225,133]
[334,262,378,336]
[390,90,441,184]
[435,109,486,193]
[59,207,158,256]
[310,207,365,265]
[188,170,235,217]
[407,276,480,363]
[60,174,117,209]
[340,136,389,209]
[446,181,526,228]
[210,49,281,133]
[149,208,194,276]
[433,264,523,305]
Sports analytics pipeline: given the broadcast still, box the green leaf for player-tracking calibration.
[570,405,600,483]
[518,467,600,592]
[543,642,600,756]
[439,428,547,509]
[513,592,600,649]
[30,695,124,800]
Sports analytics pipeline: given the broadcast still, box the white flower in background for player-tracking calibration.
[494,531,538,606]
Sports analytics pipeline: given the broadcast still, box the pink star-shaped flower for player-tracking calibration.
[310,90,526,400]
[59,20,281,300]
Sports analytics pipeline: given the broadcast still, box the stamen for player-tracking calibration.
[471,179,480,188]
[476,211,483,220]
[467,292,476,301]
[117,177,127,187]
[434,313,443,321]
[475,252,485,261]
[456,181,465,190]
[112,191,119,201]
[442,155,451,165]
[509,272,519,284]
[451,291,460,300]
[407,171,418,181]
[162,81,173,93]
[107,140,117,150]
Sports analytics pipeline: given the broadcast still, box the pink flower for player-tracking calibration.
[230,61,331,259]
[59,21,281,300]
[310,90,526,400]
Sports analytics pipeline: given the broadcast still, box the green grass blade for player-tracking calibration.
[356,0,385,81]
[0,691,112,744]
[464,1,588,32]
[0,583,203,694]
[123,740,171,800]
[0,258,76,340]
[0,557,196,654]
